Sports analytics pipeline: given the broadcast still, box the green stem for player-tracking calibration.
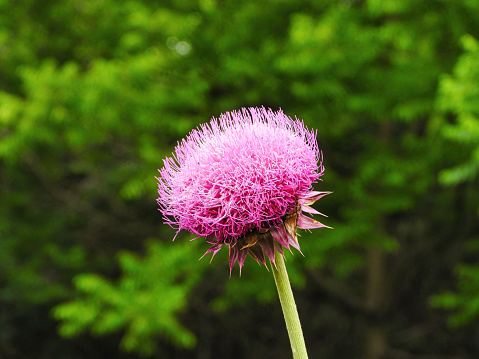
[271,251,309,359]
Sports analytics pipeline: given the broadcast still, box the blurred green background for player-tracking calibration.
[1,0,479,358]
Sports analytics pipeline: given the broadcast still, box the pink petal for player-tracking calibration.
[157,107,324,245]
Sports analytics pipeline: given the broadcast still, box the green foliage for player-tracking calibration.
[431,34,479,331]
[437,34,479,185]
[53,240,207,354]
[431,264,479,327]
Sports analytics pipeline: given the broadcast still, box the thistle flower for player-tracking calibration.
[157,107,330,273]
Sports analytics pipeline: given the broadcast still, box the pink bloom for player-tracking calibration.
[157,107,330,273]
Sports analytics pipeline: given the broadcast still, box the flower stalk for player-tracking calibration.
[271,251,309,359]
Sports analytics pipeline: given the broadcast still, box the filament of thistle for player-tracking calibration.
[271,251,309,359]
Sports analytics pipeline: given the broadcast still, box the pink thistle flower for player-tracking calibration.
[157,107,330,273]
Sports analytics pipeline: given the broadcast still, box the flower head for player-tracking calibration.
[157,107,330,273]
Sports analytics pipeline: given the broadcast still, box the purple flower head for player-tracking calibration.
[157,107,330,273]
